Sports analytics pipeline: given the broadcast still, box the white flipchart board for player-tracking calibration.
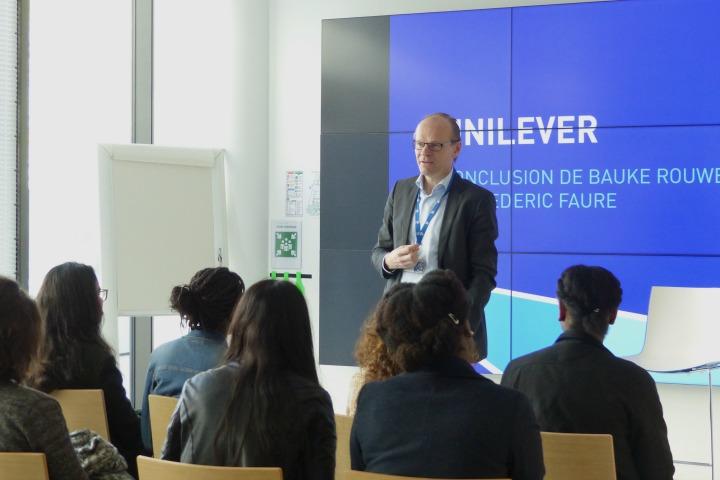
[98,144,227,316]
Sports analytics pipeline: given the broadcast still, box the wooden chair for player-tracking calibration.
[148,394,179,458]
[137,456,282,479]
[337,471,508,480]
[335,413,353,475]
[541,431,617,480]
[50,389,110,440]
[0,452,49,480]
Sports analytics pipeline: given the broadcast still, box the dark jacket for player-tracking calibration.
[371,172,498,358]
[350,356,544,479]
[37,342,144,479]
[161,363,336,480]
[0,381,89,480]
[140,329,226,452]
[501,331,674,480]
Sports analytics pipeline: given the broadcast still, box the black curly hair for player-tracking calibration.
[170,267,244,333]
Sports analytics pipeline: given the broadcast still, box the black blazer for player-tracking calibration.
[350,356,544,479]
[501,331,674,480]
[371,172,498,358]
[37,342,144,478]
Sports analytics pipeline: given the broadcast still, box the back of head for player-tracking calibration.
[377,270,471,371]
[37,262,103,340]
[556,265,623,338]
[225,279,316,381]
[218,280,318,460]
[31,262,110,389]
[0,276,42,383]
[170,267,244,333]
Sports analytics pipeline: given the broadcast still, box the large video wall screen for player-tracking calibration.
[320,0,720,384]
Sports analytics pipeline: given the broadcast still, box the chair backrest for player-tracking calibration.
[148,394,179,458]
[50,389,110,440]
[136,456,283,480]
[335,413,353,474]
[624,286,720,372]
[337,471,506,480]
[0,453,49,480]
[541,431,616,480]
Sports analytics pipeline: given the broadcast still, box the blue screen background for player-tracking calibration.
[387,0,720,384]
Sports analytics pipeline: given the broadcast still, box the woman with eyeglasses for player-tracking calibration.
[28,262,143,478]
[350,269,544,479]
[140,267,244,453]
[162,279,336,480]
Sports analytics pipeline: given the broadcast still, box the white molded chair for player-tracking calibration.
[623,286,720,478]
[624,286,720,372]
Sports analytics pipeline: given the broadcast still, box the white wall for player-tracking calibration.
[154,0,269,286]
[248,0,713,477]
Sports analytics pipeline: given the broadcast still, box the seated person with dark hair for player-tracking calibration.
[501,265,674,480]
[140,267,244,453]
[351,269,544,480]
[0,276,88,480]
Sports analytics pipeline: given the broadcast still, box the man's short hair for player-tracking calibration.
[420,112,461,142]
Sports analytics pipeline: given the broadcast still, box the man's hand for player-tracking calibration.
[383,244,420,271]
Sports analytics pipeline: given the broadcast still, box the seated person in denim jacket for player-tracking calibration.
[140,267,244,453]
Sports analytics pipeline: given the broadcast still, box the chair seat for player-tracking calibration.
[0,452,49,480]
[137,456,283,480]
[337,470,508,480]
[624,286,720,372]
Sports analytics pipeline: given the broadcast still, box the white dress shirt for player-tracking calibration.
[401,170,453,284]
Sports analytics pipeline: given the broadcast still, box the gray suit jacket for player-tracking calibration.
[371,171,498,358]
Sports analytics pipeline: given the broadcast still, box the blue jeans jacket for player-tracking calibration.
[140,329,227,452]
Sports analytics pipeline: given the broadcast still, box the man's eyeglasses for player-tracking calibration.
[412,139,459,152]
[98,288,108,301]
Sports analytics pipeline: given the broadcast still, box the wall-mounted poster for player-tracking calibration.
[271,219,302,271]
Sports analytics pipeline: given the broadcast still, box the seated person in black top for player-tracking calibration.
[501,265,674,480]
[351,269,544,480]
[27,262,143,478]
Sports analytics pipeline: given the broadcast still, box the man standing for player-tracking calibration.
[371,113,498,359]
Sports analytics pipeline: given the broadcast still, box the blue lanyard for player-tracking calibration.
[414,176,452,245]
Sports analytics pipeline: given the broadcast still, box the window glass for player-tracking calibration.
[0,0,17,278]
[152,314,188,350]
[28,0,131,292]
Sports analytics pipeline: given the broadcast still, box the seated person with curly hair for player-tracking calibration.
[346,294,403,416]
[351,269,544,479]
[140,267,244,453]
